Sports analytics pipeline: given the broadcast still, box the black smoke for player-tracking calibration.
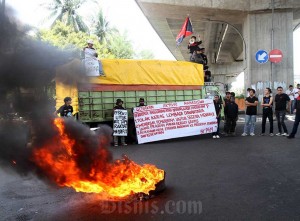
[0,5,112,184]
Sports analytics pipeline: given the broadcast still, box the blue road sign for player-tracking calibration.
[255,50,269,64]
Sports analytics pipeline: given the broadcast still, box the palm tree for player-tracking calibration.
[93,9,118,44]
[41,0,95,33]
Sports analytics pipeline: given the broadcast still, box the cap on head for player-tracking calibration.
[116,99,123,105]
[87,39,94,44]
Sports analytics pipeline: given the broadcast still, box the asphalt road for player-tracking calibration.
[1,119,300,221]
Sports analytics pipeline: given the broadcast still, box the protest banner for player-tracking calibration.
[113,109,128,136]
[133,99,217,144]
[84,57,100,77]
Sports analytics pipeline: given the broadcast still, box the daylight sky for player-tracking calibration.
[6,0,300,77]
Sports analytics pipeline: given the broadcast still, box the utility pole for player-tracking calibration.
[270,0,275,88]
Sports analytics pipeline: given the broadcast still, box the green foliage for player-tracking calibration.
[93,9,118,44]
[38,21,114,58]
[106,32,134,59]
[38,21,155,60]
[135,49,155,59]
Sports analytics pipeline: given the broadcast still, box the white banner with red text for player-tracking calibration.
[133,99,217,144]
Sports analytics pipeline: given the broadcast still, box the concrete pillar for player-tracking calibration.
[243,10,294,100]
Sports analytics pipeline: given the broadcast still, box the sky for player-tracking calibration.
[6,0,175,60]
[5,0,300,77]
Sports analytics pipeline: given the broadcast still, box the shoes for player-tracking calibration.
[287,135,295,139]
[216,135,220,138]
[250,133,255,136]
[114,144,118,147]
[269,133,274,137]
[259,133,265,136]
[241,133,247,136]
[212,135,216,139]
[281,133,288,136]
[121,143,127,146]
[276,133,282,136]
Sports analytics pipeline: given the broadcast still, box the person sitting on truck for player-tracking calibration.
[82,39,104,76]
[188,35,202,61]
[113,99,127,146]
[54,97,73,117]
[191,48,204,64]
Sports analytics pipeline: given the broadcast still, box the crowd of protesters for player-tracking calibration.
[211,84,300,140]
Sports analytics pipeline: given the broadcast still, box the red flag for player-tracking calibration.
[176,17,193,45]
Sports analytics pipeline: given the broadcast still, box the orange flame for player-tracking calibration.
[32,118,164,199]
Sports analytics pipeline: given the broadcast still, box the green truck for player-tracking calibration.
[55,59,205,139]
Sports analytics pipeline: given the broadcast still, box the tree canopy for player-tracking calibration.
[41,0,96,33]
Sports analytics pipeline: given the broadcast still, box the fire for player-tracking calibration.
[32,118,164,199]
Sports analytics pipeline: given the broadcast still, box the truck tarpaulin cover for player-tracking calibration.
[90,59,204,86]
[55,59,204,113]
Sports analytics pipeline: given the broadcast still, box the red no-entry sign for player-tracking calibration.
[269,49,283,63]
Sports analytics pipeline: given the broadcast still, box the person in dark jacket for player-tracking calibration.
[287,96,300,138]
[113,99,127,146]
[212,95,222,138]
[224,99,239,136]
[274,86,291,136]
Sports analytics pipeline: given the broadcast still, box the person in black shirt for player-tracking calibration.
[224,98,239,136]
[242,89,258,136]
[212,95,222,138]
[274,86,291,136]
[287,96,300,138]
[54,97,73,117]
[260,88,274,136]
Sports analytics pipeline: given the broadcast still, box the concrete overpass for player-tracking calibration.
[135,0,300,95]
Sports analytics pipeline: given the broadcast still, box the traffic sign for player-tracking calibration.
[269,49,283,63]
[255,50,269,64]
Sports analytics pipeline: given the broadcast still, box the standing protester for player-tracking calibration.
[131,98,146,144]
[113,99,127,146]
[224,98,239,136]
[242,89,258,136]
[274,86,291,136]
[294,84,300,109]
[260,88,274,136]
[287,95,300,138]
[137,98,146,107]
[188,36,202,61]
[212,95,222,138]
[286,85,296,114]
[54,97,73,117]
[222,92,232,135]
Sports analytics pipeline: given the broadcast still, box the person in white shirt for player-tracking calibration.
[295,84,300,99]
[286,85,297,114]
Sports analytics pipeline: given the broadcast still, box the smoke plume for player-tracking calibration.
[0,5,112,184]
